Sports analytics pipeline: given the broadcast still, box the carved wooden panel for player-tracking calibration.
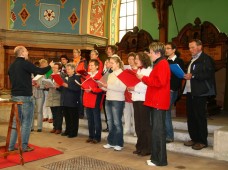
[116,26,156,64]
[172,17,228,70]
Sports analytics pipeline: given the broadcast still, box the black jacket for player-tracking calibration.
[8,57,51,96]
[60,74,81,107]
[188,52,216,96]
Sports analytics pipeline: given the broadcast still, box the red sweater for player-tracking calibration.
[142,58,170,110]
[83,73,103,108]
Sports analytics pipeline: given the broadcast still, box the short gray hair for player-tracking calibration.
[66,63,75,70]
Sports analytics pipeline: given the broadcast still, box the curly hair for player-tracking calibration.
[136,52,151,68]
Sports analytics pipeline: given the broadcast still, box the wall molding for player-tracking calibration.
[0,29,108,50]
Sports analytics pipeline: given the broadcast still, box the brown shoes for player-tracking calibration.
[86,139,100,144]
[192,143,207,150]
[133,150,140,154]
[48,119,53,123]
[86,138,93,143]
[50,129,56,133]
[43,118,48,122]
[184,140,196,146]
[55,130,62,134]
[184,140,207,150]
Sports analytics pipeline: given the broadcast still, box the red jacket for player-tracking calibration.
[142,58,170,110]
[83,73,103,108]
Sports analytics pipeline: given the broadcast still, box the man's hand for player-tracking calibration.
[184,73,192,80]
[49,61,54,67]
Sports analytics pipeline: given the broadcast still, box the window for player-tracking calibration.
[119,0,137,41]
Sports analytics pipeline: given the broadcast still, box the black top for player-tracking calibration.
[168,57,185,91]
[8,57,51,96]
[60,74,81,107]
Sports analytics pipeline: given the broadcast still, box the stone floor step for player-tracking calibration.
[39,118,215,147]
[166,141,214,159]
[172,119,223,133]
[174,129,214,146]
[77,124,215,159]
[40,120,216,160]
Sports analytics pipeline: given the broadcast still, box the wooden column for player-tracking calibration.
[152,0,172,43]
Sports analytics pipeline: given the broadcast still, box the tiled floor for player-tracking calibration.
[1,114,228,170]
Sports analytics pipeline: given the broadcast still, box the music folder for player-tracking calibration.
[169,64,185,78]
[51,74,64,86]
[117,69,140,87]
[75,77,98,89]
[77,70,88,77]
[42,79,55,87]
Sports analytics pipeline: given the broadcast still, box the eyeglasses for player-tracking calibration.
[165,48,172,50]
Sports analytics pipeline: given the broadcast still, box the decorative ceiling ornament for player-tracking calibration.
[35,0,40,6]
[68,8,78,30]
[10,11,17,22]
[18,4,30,26]
[60,0,67,8]
[90,0,105,36]
[10,0,15,10]
[39,3,60,28]
[110,0,118,44]
[10,11,17,29]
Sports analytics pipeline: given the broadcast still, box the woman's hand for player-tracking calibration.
[127,86,135,91]
[62,83,68,88]
[136,74,143,80]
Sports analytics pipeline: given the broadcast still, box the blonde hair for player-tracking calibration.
[73,49,81,54]
[149,42,165,56]
[110,55,124,70]
[14,46,26,57]
[39,59,48,65]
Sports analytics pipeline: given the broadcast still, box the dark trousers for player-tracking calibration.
[133,101,151,154]
[51,106,63,131]
[102,95,108,129]
[150,108,167,166]
[63,106,79,137]
[79,90,84,117]
[86,107,102,141]
[186,93,208,145]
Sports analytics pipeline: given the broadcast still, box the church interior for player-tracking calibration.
[0,0,228,169]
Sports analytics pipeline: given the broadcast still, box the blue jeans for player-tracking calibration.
[9,96,34,150]
[32,96,44,130]
[86,107,102,141]
[105,100,124,147]
[165,90,178,140]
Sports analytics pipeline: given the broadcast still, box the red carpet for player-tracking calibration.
[0,144,63,169]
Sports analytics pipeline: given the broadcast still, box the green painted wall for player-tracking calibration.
[140,0,159,40]
[140,0,228,41]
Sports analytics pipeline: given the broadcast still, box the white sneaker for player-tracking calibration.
[114,145,123,151]
[146,160,156,166]
[103,144,115,149]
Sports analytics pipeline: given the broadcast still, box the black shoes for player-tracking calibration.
[61,132,68,136]
[67,135,77,138]
[79,114,84,119]
[37,129,42,132]
[166,139,174,143]
[102,128,109,132]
